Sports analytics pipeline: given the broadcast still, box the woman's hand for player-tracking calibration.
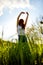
[26,12,29,15]
[20,12,25,14]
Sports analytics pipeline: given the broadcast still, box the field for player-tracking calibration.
[0,37,43,65]
[0,24,43,65]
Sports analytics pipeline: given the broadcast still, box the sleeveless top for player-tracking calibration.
[17,25,25,35]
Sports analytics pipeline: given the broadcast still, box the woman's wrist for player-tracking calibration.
[26,12,29,16]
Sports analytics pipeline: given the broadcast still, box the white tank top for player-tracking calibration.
[17,25,25,35]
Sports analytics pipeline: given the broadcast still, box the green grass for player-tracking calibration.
[0,38,43,65]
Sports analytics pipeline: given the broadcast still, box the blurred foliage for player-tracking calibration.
[0,19,43,65]
[0,35,43,65]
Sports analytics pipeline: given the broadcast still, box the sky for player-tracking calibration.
[0,0,43,40]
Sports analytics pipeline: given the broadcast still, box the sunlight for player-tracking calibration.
[3,17,17,40]
[0,12,32,40]
[0,25,2,38]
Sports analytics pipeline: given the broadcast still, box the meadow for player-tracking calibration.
[0,24,43,65]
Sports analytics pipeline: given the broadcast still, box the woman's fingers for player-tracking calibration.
[20,12,29,15]
[21,12,25,14]
[26,12,29,15]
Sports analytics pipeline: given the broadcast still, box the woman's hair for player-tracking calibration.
[19,19,25,29]
[19,19,24,25]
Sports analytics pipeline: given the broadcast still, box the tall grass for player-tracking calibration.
[0,38,43,65]
[0,23,43,65]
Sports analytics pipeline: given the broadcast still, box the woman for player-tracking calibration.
[17,12,29,42]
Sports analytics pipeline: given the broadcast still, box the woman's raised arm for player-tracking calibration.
[17,12,25,26]
[25,12,29,27]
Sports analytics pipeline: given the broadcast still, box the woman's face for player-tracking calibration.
[19,19,24,26]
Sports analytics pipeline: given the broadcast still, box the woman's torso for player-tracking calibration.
[17,25,25,35]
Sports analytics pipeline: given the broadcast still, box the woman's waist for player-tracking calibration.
[18,33,25,35]
[18,30,25,35]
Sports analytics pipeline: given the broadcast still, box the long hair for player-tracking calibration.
[19,19,25,29]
